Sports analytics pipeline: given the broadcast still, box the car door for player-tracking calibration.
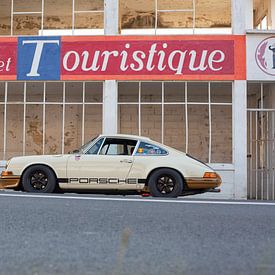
[66,138,138,189]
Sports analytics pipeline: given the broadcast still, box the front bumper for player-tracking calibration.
[185,177,222,190]
[0,175,20,189]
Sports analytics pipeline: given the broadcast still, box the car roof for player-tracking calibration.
[98,134,151,141]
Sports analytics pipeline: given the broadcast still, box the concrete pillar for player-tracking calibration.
[232,0,253,33]
[232,81,247,199]
[231,0,250,199]
[104,0,119,35]
[268,0,275,29]
[103,80,118,134]
[103,0,119,134]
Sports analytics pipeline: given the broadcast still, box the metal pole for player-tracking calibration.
[161,82,164,144]
[62,82,65,154]
[154,0,158,35]
[42,82,46,154]
[185,82,188,153]
[255,111,258,200]
[41,0,44,35]
[208,82,212,163]
[23,82,26,156]
[72,0,75,35]
[82,82,85,145]
[11,0,14,36]
[138,82,141,136]
[3,83,7,160]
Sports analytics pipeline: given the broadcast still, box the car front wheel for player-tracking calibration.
[22,165,56,193]
[148,169,184,198]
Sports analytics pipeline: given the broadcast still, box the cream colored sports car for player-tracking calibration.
[0,134,221,197]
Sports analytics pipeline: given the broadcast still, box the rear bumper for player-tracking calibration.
[185,177,222,190]
[0,175,20,189]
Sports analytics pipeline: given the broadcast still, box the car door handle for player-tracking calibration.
[120,159,133,163]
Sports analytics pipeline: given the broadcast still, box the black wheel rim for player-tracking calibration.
[30,170,48,190]
[156,175,176,194]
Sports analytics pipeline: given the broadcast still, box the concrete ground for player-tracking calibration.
[0,190,275,275]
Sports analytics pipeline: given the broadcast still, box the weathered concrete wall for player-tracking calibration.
[164,105,185,152]
[84,105,102,142]
[6,105,24,158]
[0,0,231,35]
[118,82,232,163]
[141,105,162,142]
[253,0,268,26]
[0,0,104,35]
[25,104,43,155]
[211,105,232,163]
[121,0,231,29]
[119,105,139,136]
[0,81,103,159]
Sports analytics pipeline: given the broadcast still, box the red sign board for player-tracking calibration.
[0,38,17,80]
[0,35,246,81]
[61,35,246,81]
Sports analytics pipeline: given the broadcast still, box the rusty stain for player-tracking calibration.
[27,121,43,146]
[45,135,59,154]
[8,130,16,139]
[64,137,75,147]
[33,149,42,155]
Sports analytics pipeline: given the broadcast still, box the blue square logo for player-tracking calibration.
[17,36,61,80]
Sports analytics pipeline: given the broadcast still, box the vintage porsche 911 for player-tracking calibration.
[0,134,221,197]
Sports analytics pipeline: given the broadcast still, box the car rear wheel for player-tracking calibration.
[22,165,56,193]
[148,169,184,198]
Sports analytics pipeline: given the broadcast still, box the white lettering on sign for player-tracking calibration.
[63,51,80,71]
[189,50,208,71]
[146,43,157,71]
[101,50,119,71]
[130,50,145,71]
[157,43,167,71]
[120,43,130,71]
[22,40,59,77]
[61,43,227,75]
[0,57,11,72]
[208,50,225,71]
[168,50,187,75]
[81,50,100,72]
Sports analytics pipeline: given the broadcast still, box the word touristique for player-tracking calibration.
[61,42,230,75]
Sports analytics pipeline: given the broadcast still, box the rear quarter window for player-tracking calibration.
[135,142,168,156]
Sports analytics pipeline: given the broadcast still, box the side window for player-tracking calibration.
[101,144,124,155]
[99,138,137,155]
[86,138,104,155]
[135,142,168,155]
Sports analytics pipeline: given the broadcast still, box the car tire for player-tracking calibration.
[22,165,56,193]
[148,169,184,198]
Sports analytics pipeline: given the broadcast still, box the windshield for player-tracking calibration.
[71,136,98,154]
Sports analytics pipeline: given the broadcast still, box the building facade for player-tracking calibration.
[0,0,274,200]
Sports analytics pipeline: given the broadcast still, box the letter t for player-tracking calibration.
[22,40,60,77]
